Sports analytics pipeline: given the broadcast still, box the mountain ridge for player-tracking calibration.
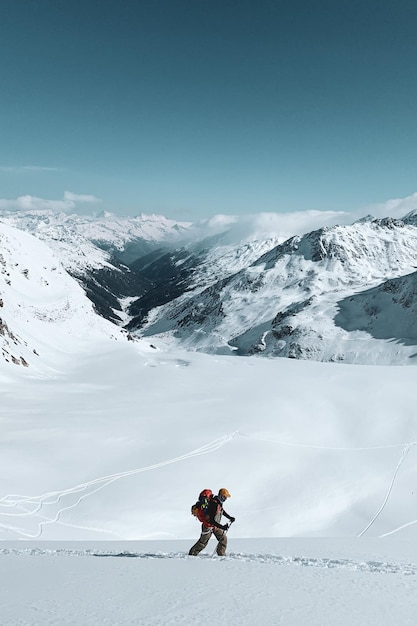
[2,210,417,366]
[138,217,417,364]
[0,221,141,373]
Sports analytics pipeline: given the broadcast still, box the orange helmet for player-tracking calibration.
[218,488,231,498]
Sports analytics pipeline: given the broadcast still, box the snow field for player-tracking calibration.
[1,539,417,625]
[2,217,417,624]
[1,343,417,541]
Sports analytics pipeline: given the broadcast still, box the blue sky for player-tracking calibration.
[0,0,416,220]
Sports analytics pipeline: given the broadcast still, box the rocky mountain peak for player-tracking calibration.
[3,209,417,366]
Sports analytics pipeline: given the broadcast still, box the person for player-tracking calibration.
[188,488,235,556]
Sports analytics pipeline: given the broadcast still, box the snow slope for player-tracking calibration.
[0,210,191,274]
[1,341,417,542]
[1,538,417,625]
[140,218,417,364]
[1,219,417,542]
[2,219,417,624]
[0,221,132,373]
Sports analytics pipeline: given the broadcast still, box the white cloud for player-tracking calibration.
[357,192,417,220]
[63,191,100,204]
[194,192,417,243]
[0,165,62,173]
[0,191,101,213]
[194,209,350,244]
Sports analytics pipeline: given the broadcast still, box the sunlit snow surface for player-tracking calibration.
[1,221,417,624]
[2,347,417,624]
[1,539,417,624]
[2,343,417,541]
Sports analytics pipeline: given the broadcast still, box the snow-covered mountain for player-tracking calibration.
[0,221,138,373]
[126,233,282,328]
[3,212,417,625]
[3,212,417,626]
[0,209,191,269]
[3,209,417,365]
[0,210,191,323]
[133,216,417,364]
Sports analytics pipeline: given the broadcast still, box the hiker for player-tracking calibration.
[189,488,235,556]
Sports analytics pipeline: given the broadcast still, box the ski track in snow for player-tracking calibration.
[1,548,416,576]
[246,435,417,539]
[2,431,417,540]
[357,443,413,537]
[0,433,239,538]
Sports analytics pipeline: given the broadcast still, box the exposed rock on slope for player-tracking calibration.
[4,209,417,365]
[139,218,417,364]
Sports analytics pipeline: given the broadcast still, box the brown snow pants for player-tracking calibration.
[188,525,228,556]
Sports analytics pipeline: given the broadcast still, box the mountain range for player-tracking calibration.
[2,208,417,368]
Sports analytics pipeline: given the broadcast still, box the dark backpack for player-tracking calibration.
[191,489,213,524]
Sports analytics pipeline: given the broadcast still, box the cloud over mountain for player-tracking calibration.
[3,201,417,366]
[356,192,417,221]
[0,191,100,213]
